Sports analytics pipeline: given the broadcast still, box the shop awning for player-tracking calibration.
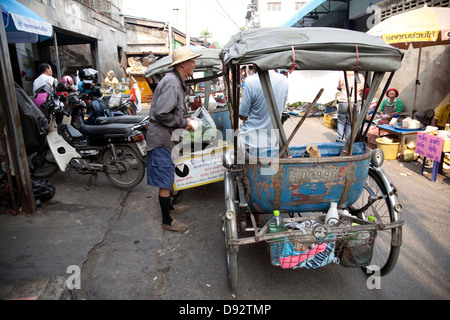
[1,0,53,43]
[281,0,327,27]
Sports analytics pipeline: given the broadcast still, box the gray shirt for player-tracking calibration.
[145,70,188,153]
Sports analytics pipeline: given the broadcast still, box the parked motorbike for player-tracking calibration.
[68,92,149,135]
[102,93,138,116]
[31,93,146,190]
[78,67,137,117]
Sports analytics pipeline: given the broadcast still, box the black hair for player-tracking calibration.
[37,63,51,74]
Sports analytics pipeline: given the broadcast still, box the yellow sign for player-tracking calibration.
[383,30,439,44]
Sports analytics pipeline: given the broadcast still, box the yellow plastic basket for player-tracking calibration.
[376,138,400,160]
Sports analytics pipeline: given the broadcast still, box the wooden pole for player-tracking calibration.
[279,88,324,158]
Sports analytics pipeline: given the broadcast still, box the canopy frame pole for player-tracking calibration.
[224,67,234,130]
[279,88,324,158]
[257,68,291,158]
[356,71,371,141]
[203,67,212,109]
[340,71,385,156]
[360,72,395,141]
[231,65,240,165]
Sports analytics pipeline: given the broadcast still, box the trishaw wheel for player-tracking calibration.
[227,250,238,292]
[223,171,239,292]
[349,168,400,276]
[224,218,238,292]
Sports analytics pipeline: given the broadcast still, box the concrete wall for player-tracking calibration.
[374,0,450,113]
[18,0,128,81]
[382,45,450,114]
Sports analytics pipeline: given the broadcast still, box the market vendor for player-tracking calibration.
[104,70,119,87]
[379,88,404,119]
[431,101,450,130]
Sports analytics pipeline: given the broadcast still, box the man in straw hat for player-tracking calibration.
[145,46,202,232]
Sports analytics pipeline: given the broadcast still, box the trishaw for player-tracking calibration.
[144,47,233,193]
[219,27,405,291]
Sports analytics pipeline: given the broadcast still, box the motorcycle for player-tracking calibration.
[102,93,138,116]
[31,93,147,190]
[67,92,149,135]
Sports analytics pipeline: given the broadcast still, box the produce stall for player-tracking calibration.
[120,52,168,104]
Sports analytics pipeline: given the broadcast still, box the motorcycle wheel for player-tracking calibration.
[32,146,59,178]
[103,145,145,189]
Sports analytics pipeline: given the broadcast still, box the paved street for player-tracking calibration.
[0,111,449,301]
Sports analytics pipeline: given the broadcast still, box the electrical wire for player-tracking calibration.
[214,0,242,30]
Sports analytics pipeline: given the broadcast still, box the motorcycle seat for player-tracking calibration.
[78,123,136,136]
[95,115,148,125]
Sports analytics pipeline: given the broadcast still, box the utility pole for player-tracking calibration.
[246,0,260,29]
[186,0,190,46]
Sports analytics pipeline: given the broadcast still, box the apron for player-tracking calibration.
[384,100,397,114]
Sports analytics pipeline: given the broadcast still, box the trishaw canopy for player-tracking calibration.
[144,47,223,78]
[220,27,404,72]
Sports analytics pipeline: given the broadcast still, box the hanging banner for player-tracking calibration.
[9,12,52,37]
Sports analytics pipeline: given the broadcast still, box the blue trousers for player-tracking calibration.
[146,147,174,189]
[337,102,361,141]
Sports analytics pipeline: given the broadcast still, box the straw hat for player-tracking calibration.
[169,46,202,68]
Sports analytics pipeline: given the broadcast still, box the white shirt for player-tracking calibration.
[33,74,55,95]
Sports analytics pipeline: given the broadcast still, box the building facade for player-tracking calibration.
[10,0,198,96]
[246,0,449,113]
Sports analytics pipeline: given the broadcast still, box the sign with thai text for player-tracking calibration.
[173,144,233,190]
[415,132,444,162]
[383,31,438,44]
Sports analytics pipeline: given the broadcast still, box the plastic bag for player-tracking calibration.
[32,178,55,206]
[15,83,49,155]
[181,107,217,143]
[108,94,122,107]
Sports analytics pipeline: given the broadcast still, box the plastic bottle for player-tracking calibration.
[325,202,339,226]
[351,223,371,245]
[339,209,352,217]
[269,210,285,266]
[269,210,285,234]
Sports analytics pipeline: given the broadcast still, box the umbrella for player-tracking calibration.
[367,5,450,115]
[1,0,52,43]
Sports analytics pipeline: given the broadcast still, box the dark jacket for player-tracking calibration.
[145,70,188,153]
